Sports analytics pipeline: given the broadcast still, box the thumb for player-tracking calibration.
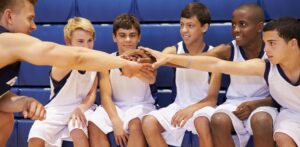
[152,58,166,69]
[23,110,28,118]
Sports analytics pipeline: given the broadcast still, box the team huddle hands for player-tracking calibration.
[121,47,170,74]
[121,48,157,64]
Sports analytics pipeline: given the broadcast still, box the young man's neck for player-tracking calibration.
[0,20,9,31]
[280,51,300,84]
[185,40,206,55]
[241,37,263,59]
[281,49,300,71]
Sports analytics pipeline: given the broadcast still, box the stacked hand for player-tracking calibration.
[121,49,156,63]
[120,47,169,78]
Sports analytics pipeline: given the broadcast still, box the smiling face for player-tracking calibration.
[113,27,140,54]
[67,29,94,49]
[5,0,36,34]
[180,15,207,46]
[231,7,263,48]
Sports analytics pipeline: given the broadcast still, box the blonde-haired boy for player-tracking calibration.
[28,17,98,147]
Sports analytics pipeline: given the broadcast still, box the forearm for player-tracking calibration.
[18,42,129,71]
[167,54,219,72]
[189,97,217,111]
[72,48,129,71]
[250,96,273,109]
[167,54,263,76]
[101,98,122,123]
[0,92,28,112]
[78,96,95,112]
[78,78,98,112]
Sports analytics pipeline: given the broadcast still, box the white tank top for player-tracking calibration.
[109,52,155,108]
[265,60,300,112]
[174,41,213,107]
[226,40,269,101]
[46,70,97,112]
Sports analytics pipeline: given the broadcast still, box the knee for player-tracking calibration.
[70,128,86,139]
[128,118,142,133]
[251,112,273,130]
[28,137,45,147]
[88,121,96,130]
[274,132,293,146]
[142,115,159,133]
[211,112,231,128]
[194,116,209,128]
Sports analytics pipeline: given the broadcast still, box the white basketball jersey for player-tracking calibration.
[174,41,213,107]
[109,52,155,107]
[265,60,300,112]
[46,70,97,112]
[226,40,269,101]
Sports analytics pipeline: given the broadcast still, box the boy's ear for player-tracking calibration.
[112,33,117,43]
[202,23,209,33]
[64,38,71,46]
[3,9,13,25]
[289,38,299,49]
[257,22,264,33]
[138,34,141,43]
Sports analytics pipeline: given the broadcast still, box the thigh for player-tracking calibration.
[274,109,300,146]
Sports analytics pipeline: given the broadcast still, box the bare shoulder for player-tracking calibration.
[163,46,176,54]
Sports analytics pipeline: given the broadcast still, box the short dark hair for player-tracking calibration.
[0,0,37,14]
[263,17,300,45]
[235,3,264,22]
[180,2,211,25]
[113,13,140,35]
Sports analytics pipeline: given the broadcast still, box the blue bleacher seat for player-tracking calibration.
[156,90,174,108]
[77,0,132,22]
[14,88,50,117]
[135,0,191,22]
[17,62,51,86]
[18,88,51,105]
[156,67,174,89]
[34,0,74,23]
[205,23,232,46]
[259,0,300,20]
[31,25,65,44]
[34,0,300,23]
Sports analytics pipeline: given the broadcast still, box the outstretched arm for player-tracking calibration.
[142,47,266,77]
[0,33,140,76]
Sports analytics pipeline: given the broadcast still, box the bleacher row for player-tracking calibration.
[7,0,300,147]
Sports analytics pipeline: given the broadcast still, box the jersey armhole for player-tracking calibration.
[264,59,271,86]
